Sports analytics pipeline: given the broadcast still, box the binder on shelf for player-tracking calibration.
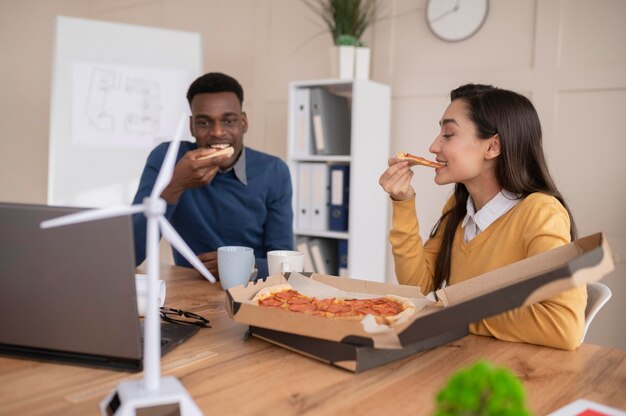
[328,164,350,231]
[296,163,312,229]
[308,238,339,276]
[294,88,313,157]
[310,87,351,156]
[338,239,348,277]
[296,236,315,273]
[309,163,329,231]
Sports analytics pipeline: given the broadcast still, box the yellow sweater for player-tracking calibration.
[390,192,587,350]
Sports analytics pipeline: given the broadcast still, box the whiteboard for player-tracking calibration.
[48,16,201,207]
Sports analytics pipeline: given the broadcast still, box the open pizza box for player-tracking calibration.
[225,233,614,372]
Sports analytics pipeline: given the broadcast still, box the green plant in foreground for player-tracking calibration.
[435,361,531,416]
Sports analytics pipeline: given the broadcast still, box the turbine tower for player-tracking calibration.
[41,114,211,415]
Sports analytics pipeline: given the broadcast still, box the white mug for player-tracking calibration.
[135,274,166,317]
[267,250,304,276]
[217,246,255,291]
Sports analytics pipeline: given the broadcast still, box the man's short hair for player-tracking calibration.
[186,72,244,106]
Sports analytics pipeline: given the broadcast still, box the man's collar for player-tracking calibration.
[221,147,247,185]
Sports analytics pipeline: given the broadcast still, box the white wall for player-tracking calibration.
[0,0,624,348]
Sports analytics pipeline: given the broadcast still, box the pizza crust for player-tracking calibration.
[251,283,293,304]
[383,294,416,324]
[197,146,234,160]
[396,151,443,169]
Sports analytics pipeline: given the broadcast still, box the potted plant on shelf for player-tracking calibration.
[303,0,377,79]
[435,361,531,416]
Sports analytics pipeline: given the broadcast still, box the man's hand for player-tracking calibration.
[161,148,231,204]
[198,251,219,280]
[379,158,416,201]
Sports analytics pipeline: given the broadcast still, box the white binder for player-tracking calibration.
[296,163,312,229]
[308,238,338,275]
[310,87,351,156]
[294,88,312,157]
[309,163,329,231]
[296,236,315,273]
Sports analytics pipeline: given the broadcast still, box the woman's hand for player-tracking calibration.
[379,158,416,201]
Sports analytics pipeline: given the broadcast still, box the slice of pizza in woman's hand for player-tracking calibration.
[396,152,445,169]
[252,284,416,325]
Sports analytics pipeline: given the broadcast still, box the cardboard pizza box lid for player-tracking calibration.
[226,233,614,350]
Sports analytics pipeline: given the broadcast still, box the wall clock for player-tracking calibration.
[426,0,489,42]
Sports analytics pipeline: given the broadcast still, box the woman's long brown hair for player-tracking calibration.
[429,84,577,290]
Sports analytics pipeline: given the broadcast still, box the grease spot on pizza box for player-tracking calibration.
[225,233,614,372]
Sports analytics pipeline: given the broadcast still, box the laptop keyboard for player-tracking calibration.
[138,321,199,358]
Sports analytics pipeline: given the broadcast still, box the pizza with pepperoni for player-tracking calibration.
[252,284,415,325]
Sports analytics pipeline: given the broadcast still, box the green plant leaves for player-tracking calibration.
[434,361,531,416]
[303,0,377,46]
[336,34,359,46]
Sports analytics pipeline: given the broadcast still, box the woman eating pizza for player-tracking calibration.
[378,84,586,350]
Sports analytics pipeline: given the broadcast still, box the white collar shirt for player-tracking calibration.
[425,190,521,300]
[461,190,521,243]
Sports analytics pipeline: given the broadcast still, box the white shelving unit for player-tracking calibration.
[287,79,391,282]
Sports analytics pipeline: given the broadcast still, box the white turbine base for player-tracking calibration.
[99,376,202,416]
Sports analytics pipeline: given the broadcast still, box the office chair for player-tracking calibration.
[581,282,612,342]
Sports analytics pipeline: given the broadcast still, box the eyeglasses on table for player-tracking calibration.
[159,307,211,328]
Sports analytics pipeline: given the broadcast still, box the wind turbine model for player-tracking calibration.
[41,114,213,416]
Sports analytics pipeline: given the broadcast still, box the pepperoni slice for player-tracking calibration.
[335,310,363,318]
[354,307,376,315]
[287,296,312,305]
[275,290,299,300]
[326,304,351,314]
[345,299,366,308]
[375,308,397,316]
[313,299,334,311]
[258,297,283,307]
[288,303,316,312]
[372,302,400,311]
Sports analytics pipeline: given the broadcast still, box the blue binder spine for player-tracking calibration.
[338,239,348,277]
[328,164,350,231]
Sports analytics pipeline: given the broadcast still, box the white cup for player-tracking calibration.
[135,274,166,317]
[218,246,255,291]
[267,250,305,276]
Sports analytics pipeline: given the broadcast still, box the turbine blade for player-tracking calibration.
[40,205,145,229]
[151,114,187,199]
[157,217,216,283]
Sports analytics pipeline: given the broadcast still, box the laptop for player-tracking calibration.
[0,202,198,371]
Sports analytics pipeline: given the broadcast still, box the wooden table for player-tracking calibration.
[1,266,625,415]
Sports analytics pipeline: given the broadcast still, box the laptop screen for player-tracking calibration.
[0,202,143,368]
